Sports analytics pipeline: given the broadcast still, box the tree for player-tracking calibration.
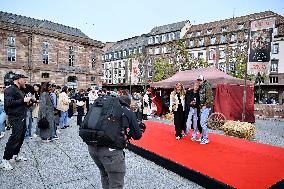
[152,57,176,82]
[254,72,267,103]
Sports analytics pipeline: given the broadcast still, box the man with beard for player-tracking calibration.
[0,74,32,170]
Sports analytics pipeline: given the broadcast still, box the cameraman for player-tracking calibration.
[0,74,32,171]
[88,95,143,189]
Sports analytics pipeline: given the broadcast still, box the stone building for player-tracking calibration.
[0,11,104,89]
[183,11,284,103]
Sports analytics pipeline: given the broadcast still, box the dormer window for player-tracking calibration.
[221,26,228,32]
[199,38,204,46]
[238,23,245,30]
[231,33,236,42]
[196,31,201,37]
[207,29,212,35]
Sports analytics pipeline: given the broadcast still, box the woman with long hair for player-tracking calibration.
[38,82,58,141]
[169,83,186,140]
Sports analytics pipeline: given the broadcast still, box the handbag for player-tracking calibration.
[38,117,49,129]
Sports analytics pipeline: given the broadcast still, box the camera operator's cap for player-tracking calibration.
[197,75,204,81]
[13,74,28,80]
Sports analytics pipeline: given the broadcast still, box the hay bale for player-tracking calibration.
[221,121,256,140]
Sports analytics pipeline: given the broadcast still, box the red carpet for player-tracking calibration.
[130,121,284,189]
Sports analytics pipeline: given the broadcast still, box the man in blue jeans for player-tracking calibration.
[197,75,213,145]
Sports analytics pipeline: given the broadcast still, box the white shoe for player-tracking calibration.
[12,155,28,162]
[32,134,37,138]
[0,159,13,170]
[0,132,5,139]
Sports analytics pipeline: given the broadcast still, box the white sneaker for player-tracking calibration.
[0,132,5,139]
[32,134,37,138]
[0,159,13,170]
[12,155,28,162]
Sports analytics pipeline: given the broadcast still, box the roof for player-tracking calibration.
[0,11,90,39]
[151,67,253,89]
[105,35,147,53]
[186,11,284,36]
[149,20,190,35]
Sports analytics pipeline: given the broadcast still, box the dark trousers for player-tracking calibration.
[3,117,26,160]
[88,146,125,189]
[77,106,84,126]
[174,105,185,137]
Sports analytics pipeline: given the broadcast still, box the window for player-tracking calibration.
[148,37,154,44]
[154,47,160,55]
[207,29,212,35]
[43,42,49,49]
[7,36,15,46]
[209,49,216,60]
[138,47,143,53]
[270,76,278,84]
[199,38,204,46]
[272,44,279,54]
[155,35,160,43]
[189,40,194,47]
[118,51,122,58]
[41,73,49,78]
[69,46,75,66]
[161,34,167,42]
[169,33,175,41]
[114,52,117,59]
[123,51,127,57]
[218,63,226,72]
[91,49,96,69]
[231,34,236,42]
[198,52,203,60]
[134,48,138,54]
[187,32,193,38]
[109,53,112,59]
[270,61,278,73]
[129,49,133,55]
[189,53,194,59]
[7,48,16,62]
[220,35,226,43]
[42,42,49,64]
[42,50,49,64]
[91,76,96,82]
[232,48,237,58]
[274,27,278,36]
[148,48,153,54]
[221,26,228,32]
[219,50,225,59]
[238,23,245,30]
[104,54,108,60]
[161,46,167,54]
[210,37,216,45]
[196,31,201,37]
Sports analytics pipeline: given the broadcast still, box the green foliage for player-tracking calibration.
[152,57,176,82]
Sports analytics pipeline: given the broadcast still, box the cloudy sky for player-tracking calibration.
[1,0,284,42]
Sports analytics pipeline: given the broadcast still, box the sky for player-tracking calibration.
[1,0,284,42]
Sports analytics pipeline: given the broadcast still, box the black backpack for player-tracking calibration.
[79,96,128,149]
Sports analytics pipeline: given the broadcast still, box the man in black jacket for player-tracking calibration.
[0,74,32,171]
[88,95,143,189]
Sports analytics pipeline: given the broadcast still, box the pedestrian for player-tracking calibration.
[38,82,58,141]
[88,95,142,189]
[169,83,186,140]
[0,74,32,170]
[196,75,213,145]
[31,84,40,138]
[185,82,201,141]
[75,89,86,126]
[0,85,6,139]
[57,86,70,129]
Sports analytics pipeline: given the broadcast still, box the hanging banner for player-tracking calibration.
[248,18,275,75]
[131,59,140,85]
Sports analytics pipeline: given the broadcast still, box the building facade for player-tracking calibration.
[0,11,104,89]
[183,11,284,103]
[102,35,147,89]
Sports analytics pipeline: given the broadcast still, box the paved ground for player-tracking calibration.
[0,117,203,189]
[1,118,283,189]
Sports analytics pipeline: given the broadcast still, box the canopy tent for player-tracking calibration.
[151,67,253,89]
